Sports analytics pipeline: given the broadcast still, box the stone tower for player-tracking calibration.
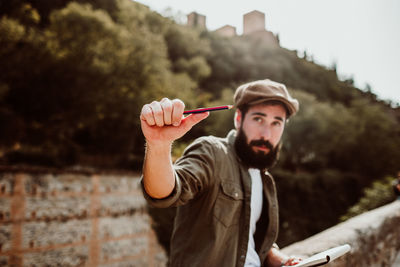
[187,12,206,29]
[243,10,265,35]
[242,10,279,47]
[215,25,237,37]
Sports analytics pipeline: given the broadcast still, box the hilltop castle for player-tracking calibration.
[187,10,279,48]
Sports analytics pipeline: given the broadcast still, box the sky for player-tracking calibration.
[135,0,400,105]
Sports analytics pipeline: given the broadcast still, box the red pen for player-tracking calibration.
[183,105,233,114]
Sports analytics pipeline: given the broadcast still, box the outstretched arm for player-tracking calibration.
[140,98,209,199]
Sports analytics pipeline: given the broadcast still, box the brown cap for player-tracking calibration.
[233,79,299,117]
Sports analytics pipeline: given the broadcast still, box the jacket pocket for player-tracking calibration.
[213,181,244,227]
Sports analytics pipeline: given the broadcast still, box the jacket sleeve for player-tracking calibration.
[141,137,216,208]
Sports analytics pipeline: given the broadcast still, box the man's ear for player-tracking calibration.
[234,110,242,130]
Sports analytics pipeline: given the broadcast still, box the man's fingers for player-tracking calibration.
[171,99,185,126]
[284,256,302,266]
[140,104,156,126]
[160,98,173,125]
[141,99,185,128]
[149,101,164,127]
[140,99,209,144]
[142,99,207,130]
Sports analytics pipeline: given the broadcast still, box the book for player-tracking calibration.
[283,244,351,267]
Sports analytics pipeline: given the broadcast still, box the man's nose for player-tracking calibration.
[260,126,271,140]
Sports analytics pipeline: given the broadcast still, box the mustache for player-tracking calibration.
[249,139,274,150]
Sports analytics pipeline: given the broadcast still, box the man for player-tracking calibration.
[140,79,301,266]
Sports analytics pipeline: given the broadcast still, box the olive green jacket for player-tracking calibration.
[141,130,279,267]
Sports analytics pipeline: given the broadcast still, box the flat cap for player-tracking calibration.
[233,79,299,117]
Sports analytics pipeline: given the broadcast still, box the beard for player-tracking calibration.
[234,127,281,170]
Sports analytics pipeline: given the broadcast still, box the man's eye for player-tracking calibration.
[273,121,281,126]
[253,117,262,122]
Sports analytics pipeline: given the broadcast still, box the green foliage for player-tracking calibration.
[340,176,396,221]
[2,1,174,160]
[203,88,235,137]
[280,90,400,181]
[0,0,208,166]
[272,168,364,246]
[340,99,400,177]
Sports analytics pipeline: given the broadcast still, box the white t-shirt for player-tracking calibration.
[244,168,263,266]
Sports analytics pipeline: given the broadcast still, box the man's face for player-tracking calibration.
[234,103,286,169]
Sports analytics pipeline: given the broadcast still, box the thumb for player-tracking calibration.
[181,112,209,130]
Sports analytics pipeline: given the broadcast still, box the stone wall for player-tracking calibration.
[0,168,166,267]
[282,200,400,267]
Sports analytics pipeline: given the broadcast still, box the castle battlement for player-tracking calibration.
[187,10,279,47]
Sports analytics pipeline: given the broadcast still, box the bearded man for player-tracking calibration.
[140,79,301,267]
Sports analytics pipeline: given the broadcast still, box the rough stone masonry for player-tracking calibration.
[0,167,167,267]
[282,200,400,267]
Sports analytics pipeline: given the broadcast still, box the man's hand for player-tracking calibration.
[140,98,209,146]
[140,98,209,199]
[266,247,302,267]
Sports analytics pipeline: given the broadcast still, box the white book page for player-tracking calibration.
[283,244,351,267]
